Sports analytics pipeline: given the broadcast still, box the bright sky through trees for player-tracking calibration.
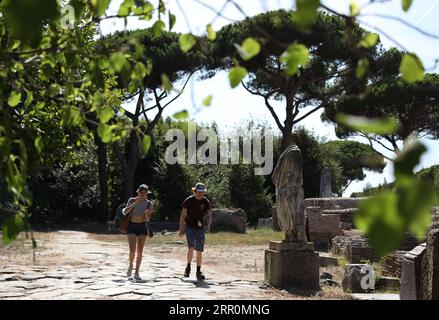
[100,0,439,195]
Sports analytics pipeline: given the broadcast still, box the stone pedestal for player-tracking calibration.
[265,241,319,291]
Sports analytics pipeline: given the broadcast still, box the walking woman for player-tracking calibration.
[123,184,152,280]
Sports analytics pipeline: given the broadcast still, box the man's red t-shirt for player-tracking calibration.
[181,195,211,230]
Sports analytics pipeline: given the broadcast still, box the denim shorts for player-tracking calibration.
[186,227,205,252]
[127,222,148,236]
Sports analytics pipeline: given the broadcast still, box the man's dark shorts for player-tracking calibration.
[185,227,205,252]
[127,222,148,236]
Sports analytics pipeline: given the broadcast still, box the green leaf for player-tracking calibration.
[228,66,248,88]
[359,33,379,48]
[8,91,21,107]
[134,1,154,20]
[336,113,399,135]
[2,214,25,245]
[172,110,189,120]
[394,140,427,179]
[92,0,111,17]
[356,58,369,79]
[293,0,320,29]
[118,0,134,16]
[97,123,112,143]
[397,179,435,239]
[140,135,151,156]
[110,52,129,73]
[349,1,361,16]
[99,107,115,123]
[202,95,213,107]
[355,192,404,258]
[152,20,165,36]
[131,62,148,82]
[179,33,196,52]
[400,53,424,83]
[69,0,88,20]
[169,12,176,31]
[236,37,261,61]
[24,90,33,108]
[2,0,59,45]
[62,107,82,127]
[207,24,216,41]
[280,44,310,75]
[161,74,172,92]
[34,137,43,153]
[402,0,413,11]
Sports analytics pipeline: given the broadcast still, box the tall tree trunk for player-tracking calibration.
[95,135,109,222]
[281,95,296,152]
[123,130,140,202]
[281,129,295,152]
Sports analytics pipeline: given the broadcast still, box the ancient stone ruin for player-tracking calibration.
[209,208,247,233]
[400,228,439,300]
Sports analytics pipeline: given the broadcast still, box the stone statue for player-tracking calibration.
[271,145,307,243]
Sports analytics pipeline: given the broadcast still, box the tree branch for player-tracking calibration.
[241,82,284,132]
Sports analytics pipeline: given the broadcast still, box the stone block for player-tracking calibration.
[258,218,273,229]
[376,277,400,291]
[265,241,319,291]
[306,206,342,248]
[210,208,247,233]
[400,243,426,300]
[304,198,366,211]
[342,264,375,293]
[319,255,339,267]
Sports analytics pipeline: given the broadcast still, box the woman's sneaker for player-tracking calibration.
[127,266,133,277]
[184,266,190,277]
[134,272,141,280]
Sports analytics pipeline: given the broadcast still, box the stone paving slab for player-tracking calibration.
[351,293,400,300]
[0,231,281,300]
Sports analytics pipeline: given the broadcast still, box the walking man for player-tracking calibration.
[179,182,212,280]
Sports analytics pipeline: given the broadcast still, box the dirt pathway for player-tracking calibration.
[0,231,298,300]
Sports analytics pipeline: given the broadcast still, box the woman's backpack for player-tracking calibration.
[113,203,129,233]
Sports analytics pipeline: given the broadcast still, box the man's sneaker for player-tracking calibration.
[127,266,133,277]
[196,271,205,281]
[134,272,141,280]
[184,267,190,277]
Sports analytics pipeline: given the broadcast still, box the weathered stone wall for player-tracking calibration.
[304,198,366,211]
[323,208,357,225]
[381,251,407,278]
[306,206,342,247]
[331,235,375,263]
[421,228,439,300]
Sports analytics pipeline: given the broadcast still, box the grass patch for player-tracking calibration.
[144,227,284,247]
[207,227,284,246]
